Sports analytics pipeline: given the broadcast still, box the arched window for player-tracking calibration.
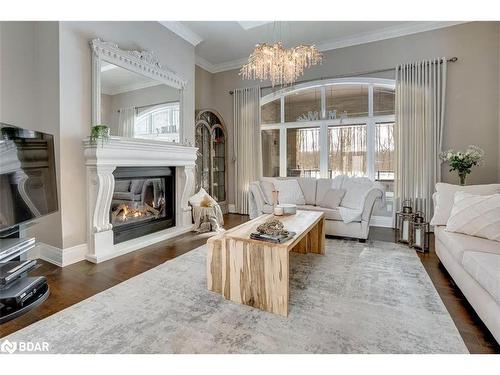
[134,102,180,142]
[260,77,395,221]
[260,78,395,180]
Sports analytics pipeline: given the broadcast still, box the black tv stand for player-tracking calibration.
[0,236,50,324]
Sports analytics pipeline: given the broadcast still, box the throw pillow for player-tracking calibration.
[273,179,306,205]
[189,188,217,207]
[318,189,346,209]
[430,183,500,226]
[260,179,276,204]
[446,192,500,242]
[340,177,374,210]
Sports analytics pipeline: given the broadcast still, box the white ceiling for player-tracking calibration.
[160,21,465,73]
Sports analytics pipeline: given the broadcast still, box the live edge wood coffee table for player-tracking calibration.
[207,210,325,316]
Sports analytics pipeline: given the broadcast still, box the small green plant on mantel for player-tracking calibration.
[440,145,484,185]
[90,125,110,147]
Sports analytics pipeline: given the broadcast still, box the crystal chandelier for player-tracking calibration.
[240,42,323,87]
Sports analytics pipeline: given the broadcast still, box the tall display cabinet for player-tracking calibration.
[195,110,227,213]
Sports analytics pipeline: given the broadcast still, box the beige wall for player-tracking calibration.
[195,65,214,110]
[196,22,500,206]
[0,21,63,248]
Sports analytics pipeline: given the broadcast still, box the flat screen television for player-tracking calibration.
[0,123,58,235]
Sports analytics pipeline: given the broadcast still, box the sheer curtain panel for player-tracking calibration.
[233,87,262,214]
[395,59,447,221]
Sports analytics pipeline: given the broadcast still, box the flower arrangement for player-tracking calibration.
[89,125,110,146]
[440,145,484,185]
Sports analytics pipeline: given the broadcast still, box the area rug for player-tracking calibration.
[4,239,468,353]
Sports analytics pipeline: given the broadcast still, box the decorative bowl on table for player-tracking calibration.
[275,203,297,216]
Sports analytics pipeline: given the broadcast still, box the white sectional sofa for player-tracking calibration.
[248,176,383,240]
[432,183,500,344]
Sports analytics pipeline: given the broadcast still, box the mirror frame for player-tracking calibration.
[89,38,186,140]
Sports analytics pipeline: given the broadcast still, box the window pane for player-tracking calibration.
[328,125,367,177]
[261,129,280,177]
[261,99,281,124]
[375,122,395,180]
[284,88,321,122]
[373,86,395,116]
[374,122,395,217]
[326,85,368,119]
[135,103,180,142]
[287,127,320,178]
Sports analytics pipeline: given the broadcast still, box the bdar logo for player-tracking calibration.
[0,339,17,354]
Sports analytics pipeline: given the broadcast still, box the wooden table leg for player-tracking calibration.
[292,217,325,255]
[222,239,289,316]
[207,235,224,293]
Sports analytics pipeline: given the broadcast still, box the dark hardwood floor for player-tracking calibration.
[1,215,498,354]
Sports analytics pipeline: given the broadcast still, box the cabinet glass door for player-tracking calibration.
[195,123,211,193]
[212,125,226,202]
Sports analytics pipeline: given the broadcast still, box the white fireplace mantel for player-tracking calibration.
[83,136,197,263]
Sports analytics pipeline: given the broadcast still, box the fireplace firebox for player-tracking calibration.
[111,166,175,244]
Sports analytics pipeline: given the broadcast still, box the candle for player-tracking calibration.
[402,221,409,241]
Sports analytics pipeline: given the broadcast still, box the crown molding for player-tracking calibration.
[316,21,467,52]
[195,55,217,73]
[195,21,468,74]
[102,81,162,96]
[159,21,203,46]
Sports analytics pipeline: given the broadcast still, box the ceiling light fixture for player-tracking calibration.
[240,42,323,87]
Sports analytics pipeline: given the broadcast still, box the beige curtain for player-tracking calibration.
[395,58,447,221]
[117,107,136,137]
[233,87,262,214]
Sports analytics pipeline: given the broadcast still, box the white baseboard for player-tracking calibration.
[370,215,393,228]
[35,242,87,267]
[228,204,237,213]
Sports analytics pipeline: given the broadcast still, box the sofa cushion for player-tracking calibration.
[434,226,500,264]
[340,177,374,210]
[317,188,345,209]
[114,179,131,192]
[462,251,500,304]
[446,192,500,242]
[296,178,317,205]
[431,183,500,226]
[274,179,306,205]
[331,175,346,189]
[296,205,343,221]
[262,204,274,214]
[315,179,333,206]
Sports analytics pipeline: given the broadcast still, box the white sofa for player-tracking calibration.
[432,184,500,344]
[248,176,383,240]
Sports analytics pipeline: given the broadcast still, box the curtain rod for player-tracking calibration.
[229,57,458,94]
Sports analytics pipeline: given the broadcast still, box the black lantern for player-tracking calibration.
[410,211,430,253]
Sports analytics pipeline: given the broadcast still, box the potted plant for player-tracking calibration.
[90,124,110,146]
[440,145,484,185]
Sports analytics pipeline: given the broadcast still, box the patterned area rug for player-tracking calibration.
[4,239,468,353]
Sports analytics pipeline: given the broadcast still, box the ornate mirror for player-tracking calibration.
[195,110,227,212]
[90,39,186,142]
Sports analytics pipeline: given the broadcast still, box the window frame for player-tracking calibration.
[260,77,395,180]
[134,101,181,140]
